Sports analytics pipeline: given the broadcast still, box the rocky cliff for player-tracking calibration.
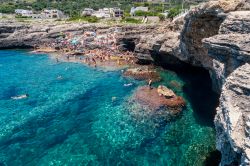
[198,4,250,164]
[134,0,250,165]
[215,63,250,165]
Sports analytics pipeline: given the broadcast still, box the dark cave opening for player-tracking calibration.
[205,150,222,166]
[0,45,34,50]
[155,57,220,127]
[119,38,136,52]
[152,55,221,165]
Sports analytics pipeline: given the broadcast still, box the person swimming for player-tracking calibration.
[11,94,29,100]
[57,75,63,80]
[112,97,117,102]
[124,83,133,87]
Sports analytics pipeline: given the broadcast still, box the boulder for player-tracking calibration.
[134,86,185,116]
[157,85,176,98]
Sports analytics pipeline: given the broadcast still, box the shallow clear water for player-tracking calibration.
[0,50,218,166]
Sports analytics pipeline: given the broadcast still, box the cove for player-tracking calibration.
[0,50,219,165]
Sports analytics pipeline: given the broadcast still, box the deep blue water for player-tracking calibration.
[0,50,218,166]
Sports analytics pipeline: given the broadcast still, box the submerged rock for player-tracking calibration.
[134,86,185,116]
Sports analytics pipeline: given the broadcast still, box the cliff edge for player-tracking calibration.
[215,63,250,165]
[135,0,250,165]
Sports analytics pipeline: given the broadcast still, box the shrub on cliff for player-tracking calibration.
[68,16,99,23]
[158,14,165,21]
[167,7,182,19]
[0,3,15,13]
[134,10,157,16]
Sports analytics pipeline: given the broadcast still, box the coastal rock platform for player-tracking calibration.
[123,67,161,82]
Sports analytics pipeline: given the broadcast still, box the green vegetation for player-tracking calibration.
[15,15,31,19]
[0,0,190,20]
[158,14,165,22]
[134,10,157,16]
[67,16,99,23]
[0,3,16,13]
[167,6,182,19]
[132,1,185,13]
[120,17,140,24]
[0,0,133,17]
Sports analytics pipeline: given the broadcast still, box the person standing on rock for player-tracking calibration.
[148,79,152,89]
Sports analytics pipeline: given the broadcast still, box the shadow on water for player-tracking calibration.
[0,86,20,100]
[205,150,222,166]
[151,54,221,165]
[152,55,220,127]
[0,82,111,163]
[181,66,220,127]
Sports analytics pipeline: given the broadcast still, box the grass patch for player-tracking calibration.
[120,17,141,24]
[67,16,99,23]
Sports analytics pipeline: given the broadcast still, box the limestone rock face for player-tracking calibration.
[219,11,250,34]
[203,10,250,92]
[214,63,250,165]
[134,1,250,165]
[134,0,250,94]
[178,0,250,92]
[179,0,249,68]
[186,2,250,165]
[134,22,183,65]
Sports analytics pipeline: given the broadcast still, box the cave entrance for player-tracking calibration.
[159,61,220,127]
[120,38,136,52]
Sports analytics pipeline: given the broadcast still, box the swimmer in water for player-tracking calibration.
[112,97,117,102]
[11,94,29,100]
[57,75,63,80]
[124,83,133,87]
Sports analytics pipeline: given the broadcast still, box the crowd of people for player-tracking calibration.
[35,27,137,68]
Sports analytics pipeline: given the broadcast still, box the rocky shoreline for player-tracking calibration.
[0,0,249,165]
[134,0,250,164]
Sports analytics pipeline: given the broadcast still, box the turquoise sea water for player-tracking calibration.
[0,50,219,166]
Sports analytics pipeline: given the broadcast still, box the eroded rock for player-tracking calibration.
[214,63,250,166]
